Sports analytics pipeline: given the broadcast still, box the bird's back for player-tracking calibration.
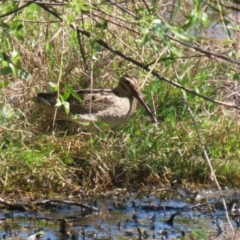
[33,89,137,128]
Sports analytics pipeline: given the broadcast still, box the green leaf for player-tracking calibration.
[201,13,208,27]
[63,89,71,100]
[170,26,189,41]
[55,98,62,107]
[0,21,10,30]
[62,14,75,25]
[102,20,108,30]
[16,23,23,31]
[96,20,108,30]
[0,106,15,120]
[95,121,109,129]
[62,101,70,115]
[57,94,70,115]
[151,80,161,94]
[9,63,17,77]
[0,80,10,89]
[11,49,18,59]
[15,31,24,42]
[66,84,82,102]
[19,69,31,81]
[231,25,240,31]
[49,82,59,91]
[1,60,9,67]
[0,66,12,75]
[11,20,20,30]
[142,33,152,45]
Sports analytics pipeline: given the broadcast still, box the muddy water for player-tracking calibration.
[0,188,240,239]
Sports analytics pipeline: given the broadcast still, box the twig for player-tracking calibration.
[183,92,235,234]
[166,34,240,66]
[35,2,240,111]
[0,2,31,19]
[0,196,98,211]
[13,0,67,6]
[171,63,235,234]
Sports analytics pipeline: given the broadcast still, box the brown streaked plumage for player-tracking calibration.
[32,75,157,132]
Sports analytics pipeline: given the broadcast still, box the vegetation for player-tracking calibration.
[0,0,240,195]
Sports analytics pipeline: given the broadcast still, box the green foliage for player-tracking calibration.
[0,18,31,81]
[0,0,240,193]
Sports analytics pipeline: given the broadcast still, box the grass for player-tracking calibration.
[1,0,240,195]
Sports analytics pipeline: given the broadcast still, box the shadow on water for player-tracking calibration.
[1,188,240,239]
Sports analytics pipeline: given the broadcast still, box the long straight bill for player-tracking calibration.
[134,93,157,123]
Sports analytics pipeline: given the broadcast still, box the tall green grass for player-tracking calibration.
[0,0,240,194]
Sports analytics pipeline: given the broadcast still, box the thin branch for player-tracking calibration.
[106,0,140,19]
[35,3,240,111]
[183,93,235,234]
[0,2,31,19]
[77,26,87,70]
[14,0,67,6]
[167,34,240,66]
[141,0,151,14]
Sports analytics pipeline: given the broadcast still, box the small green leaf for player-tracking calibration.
[19,69,31,80]
[55,98,62,108]
[231,25,240,31]
[11,49,19,58]
[9,63,17,77]
[0,106,15,120]
[66,85,82,102]
[49,82,59,91]
[62,14,75,25]
[12,20,19,30]
[151,80,161,94]
[0,80,10,89]
[62,101,70,115]
[0,67,13,75]
[63,89,71,100]
[102,20,108,30]
[198,12,209,27]
[15,31,24,42]
[1,60,9,67]
[16,23,24,31]
[37,230,44,236]
[95,121,109,129]
[96,20,108,30]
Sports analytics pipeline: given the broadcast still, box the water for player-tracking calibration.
[0,188,239,239]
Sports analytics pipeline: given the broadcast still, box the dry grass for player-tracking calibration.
[1,0,240,195]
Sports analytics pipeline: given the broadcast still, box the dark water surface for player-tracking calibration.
[0,188,240,239]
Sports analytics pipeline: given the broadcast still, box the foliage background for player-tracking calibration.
[1,0,240,194]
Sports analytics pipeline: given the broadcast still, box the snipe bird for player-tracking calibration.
[32,75,157,132]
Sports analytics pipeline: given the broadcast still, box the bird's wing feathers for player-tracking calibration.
[69,92,116,114]
[35,90,117,115]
